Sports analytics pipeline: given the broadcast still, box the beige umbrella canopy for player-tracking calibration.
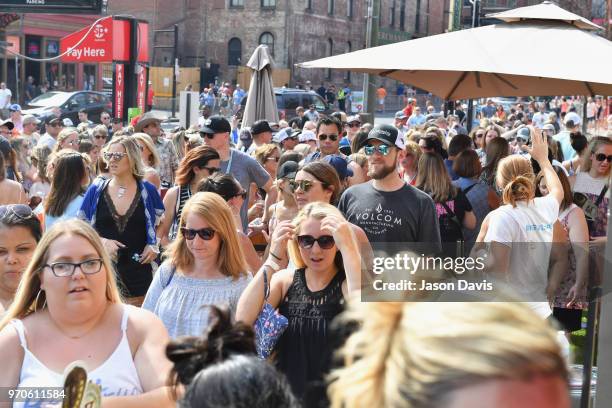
[296,1,612,99]
[242,45,279,128]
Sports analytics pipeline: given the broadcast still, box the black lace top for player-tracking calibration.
[276,268,345,407]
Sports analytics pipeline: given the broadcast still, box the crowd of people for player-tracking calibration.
[0,88,608,408]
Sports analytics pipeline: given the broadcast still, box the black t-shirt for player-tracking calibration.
[338,181,442,252]
[436,189,472,223]
[325,90,336,104]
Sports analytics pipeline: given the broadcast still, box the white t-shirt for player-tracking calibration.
[0,88,11,109]
[531,112,549,128]
[484,194,560,318]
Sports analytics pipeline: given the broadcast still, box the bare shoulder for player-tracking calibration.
[271,268,295,292]
[0,322,22,354]
[125,305,168,344]
[0,321,25,387]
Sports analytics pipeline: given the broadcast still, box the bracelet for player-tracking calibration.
[264,259,281,272]
[270,251,282,261]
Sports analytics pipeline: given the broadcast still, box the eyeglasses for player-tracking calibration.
[348,123,361,128]
[266,156,280,162]
[234,190,248,200]
[94,135,106,140]
[595,153,612,163]
[475,133,484,138]
[318,134,338,142]
[0,204,34,220]
[103,152,127,161]
[364,145,391,156]
[101,116,110,121]
[297,235,335,250]
[289,180,324,193]
[181,227,215,240]
[44,259,103,277]
[203,166,219,174]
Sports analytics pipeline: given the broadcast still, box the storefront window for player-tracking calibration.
[62,64,76,91]
[84,64,97,91]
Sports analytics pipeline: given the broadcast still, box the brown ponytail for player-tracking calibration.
[496,155,535,207]
[502,176,534,207]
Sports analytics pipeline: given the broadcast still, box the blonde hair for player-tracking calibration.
[104,135,145,181]
[328,302,568,408]
[53,127,79,153]
[581,136,612,174]
[496,155,535,207]
[165,192,247,278]
[415,153,454,203]
[91,124,108,139]
[287,202,351,269]
[253,143,280,165]
[132,132,160,168]
[0,219,122,330]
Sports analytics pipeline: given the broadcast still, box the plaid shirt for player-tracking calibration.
[154,137,179,185]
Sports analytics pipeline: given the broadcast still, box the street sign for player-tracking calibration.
[136,64,147,113]
[114,63,124,119]
[0,0,103,14]
[377,27,412,46]
[60,16,113,62]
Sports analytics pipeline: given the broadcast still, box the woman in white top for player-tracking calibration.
[0,219,174,407]
[476,127,564,319]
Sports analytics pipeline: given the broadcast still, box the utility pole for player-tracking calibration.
[466,0,480,132]
[363,0,380,119]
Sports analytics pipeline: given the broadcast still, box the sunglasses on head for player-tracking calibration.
[181,227,215,240]
[297,235,335,250]
[289,179,323,193]
[364,144,391,156]
[595,153,612,163]
[318,134,338,142]
[0,204,34,220]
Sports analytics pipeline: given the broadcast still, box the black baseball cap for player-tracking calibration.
[276,160,299,180]
[200,116,231,134]
[251,120,273,135]
[365,124,404,149]
[44,116,62,126]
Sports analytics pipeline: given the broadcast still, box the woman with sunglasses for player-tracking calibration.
[132,133,162,191]
[79,136,164,306]
[398,141,421,185]
[469,126,486,161]
[43,151,90,231]
[236,202,361,405]
[52,127,79,153]
[143,192,252,338]
[198,172,262,272]
[0,219,174,406]
[0,204,41,314]
[158,145,220,247]
[293,161,342,210]
[569,136,611,240]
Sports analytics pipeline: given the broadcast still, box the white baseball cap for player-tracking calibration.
[564,112,581,127]
[299,130,317,143]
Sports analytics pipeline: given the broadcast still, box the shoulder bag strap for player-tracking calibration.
[595,185,609,206]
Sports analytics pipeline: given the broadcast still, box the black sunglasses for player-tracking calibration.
[297,235,335,250]
[318,134,338,142]
[347,123,361,128]
[289,180,324,193]
[202,133,216,139]
[594,153,612,163]
[180,227,215,240]
[203,166,220,174]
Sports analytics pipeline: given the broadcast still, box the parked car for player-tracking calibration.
[23,91,112,125]
[238,88,333,121]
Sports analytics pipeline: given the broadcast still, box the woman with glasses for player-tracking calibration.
[52,127,79,153]
[157,145,220,247]
[79,136,164,306]
[236,202,361,406]
[398,141,421,185]
[132,133,161,190]
[143,192,252,338]
[569,136,611,240]
[469,126,486,161]
[43,151,90,231]
[293,161,342,210]
[0,204,41,314]
[0,219,174,406]
[91,124,109,148]
[265,161,299,239]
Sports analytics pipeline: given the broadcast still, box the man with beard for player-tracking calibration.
[338,124,441,251]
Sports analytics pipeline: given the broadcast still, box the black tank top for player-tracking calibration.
[276,268,345,407]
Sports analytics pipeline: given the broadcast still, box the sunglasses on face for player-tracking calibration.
[181,227,215,240]
[318,134,338,142]
[297,235,335,250]
[104,152,127,161]
[595,153,612,163]
[475,133,484,138]
[203,166,219,174]
[266,156,280,162]
[289,179,323,193]
[364,144,391,156]
[348,123,361,128]
[94,135,106,140]
[202,133,216,140]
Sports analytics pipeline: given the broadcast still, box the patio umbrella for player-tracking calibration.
[242,45,279,128]
[296,1,612,99]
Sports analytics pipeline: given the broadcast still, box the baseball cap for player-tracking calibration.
[0,136,12,159]
[542,123,556,133]
[394,111,407,120]
[278,128,299,143]
[365,124,404,149]
[45,116,62,126]
[0,119,14,130]
[564,112,581,127]
[517,127,531,142]
[322,155,353,180]
[347,115,361,124]
[22,115,41,125]
[63,118,74,127]
[299,130,317,143]
[200,116,231,134]
[277,160,299,180]
[251,120,273,135]
[8,104,21,112]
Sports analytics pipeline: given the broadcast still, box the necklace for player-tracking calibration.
[117,185,127,198]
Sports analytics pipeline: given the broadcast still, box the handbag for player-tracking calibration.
[573,185,608,234]
[254,267,288,359]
